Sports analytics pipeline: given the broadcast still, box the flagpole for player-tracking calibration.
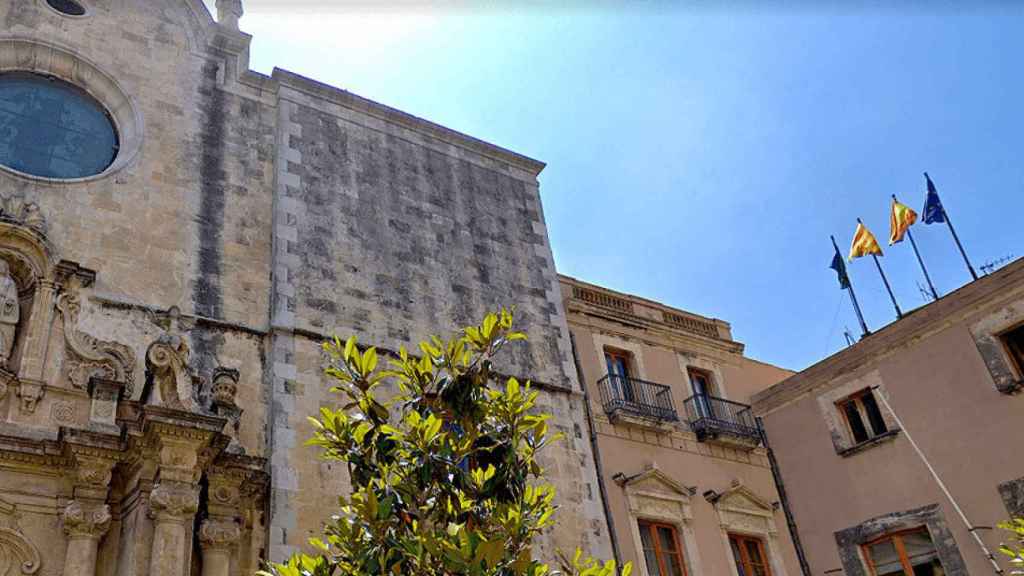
[906,228,939,301]
[832,235,870,337]
[859,218,903,319]
[893,194,940,301]
[925,172,978,281]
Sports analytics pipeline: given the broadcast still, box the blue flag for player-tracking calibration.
[923,173,946,224]
[830,251,850,289]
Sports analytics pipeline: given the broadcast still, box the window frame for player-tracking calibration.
[729,533,772,576]
[862,527,941,576]
[604,347,634,378]
[836,388,888,445]
[637,520,689,576]
[999,321,1024,380]
[687,367,716,397]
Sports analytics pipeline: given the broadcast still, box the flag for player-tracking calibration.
[830,251,850,289]
[889,198,918,245]
[923,173,946,224]
[848,222,883,261]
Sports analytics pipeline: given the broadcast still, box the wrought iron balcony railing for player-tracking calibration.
[598,374,678,422]
[682,394,761,444]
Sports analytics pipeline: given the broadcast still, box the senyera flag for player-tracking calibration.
[848,222,883,261]
[889,198,918,245]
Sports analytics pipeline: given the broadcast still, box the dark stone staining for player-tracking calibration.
[193,61,227,320]
[190,329,226,409]
[999,477,1024,518]
[287,106,566,385]
[834,504,968,576]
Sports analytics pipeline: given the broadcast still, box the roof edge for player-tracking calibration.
[272,68,547,178]
[752,257,1024,414]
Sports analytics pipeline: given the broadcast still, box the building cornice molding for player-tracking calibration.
[272,68,546,178]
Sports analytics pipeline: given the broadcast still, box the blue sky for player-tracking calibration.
[212,2,1023,370]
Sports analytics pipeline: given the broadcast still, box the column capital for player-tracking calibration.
[148,482,199,523]
[199,519,241,551]
[62,501,111,540]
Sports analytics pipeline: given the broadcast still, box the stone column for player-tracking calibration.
[199,519,241,576]
[147,481,199,576]
[62,454,116,576]
[62,501,112,576]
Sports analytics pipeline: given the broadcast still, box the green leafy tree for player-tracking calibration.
[262,309,630,576]
[1000,519,1024,574]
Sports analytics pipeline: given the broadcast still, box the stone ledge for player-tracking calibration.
[837,429,900,458]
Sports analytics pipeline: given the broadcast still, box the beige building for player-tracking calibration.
[752,258,1024,576]
[0,1,611,575]
[561,275,807,576]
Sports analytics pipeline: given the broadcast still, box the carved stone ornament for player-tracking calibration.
[198,519,241,550]
[56,276,136,395]
[0,527,41,575]
[0,260,20,370]
[148,483,199,522]
[0,369,15,403]
[210,368,239,409]
[144,311,201,412]
[75,458,114,489]
[14,382,43,415]
[62,501,111,540]
[0,197,46,235]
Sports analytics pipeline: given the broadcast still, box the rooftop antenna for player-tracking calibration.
[917,282,937,304]
[980,255,1013,276]
[842,327,856,348]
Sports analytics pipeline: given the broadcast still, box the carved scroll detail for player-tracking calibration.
[0,527,41,575]
[56,279,136,396]
[145,334,198,412]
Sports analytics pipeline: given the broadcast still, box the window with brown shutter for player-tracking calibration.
[730,534,772,576]
[637,520,688,576]
[863,528,945,575]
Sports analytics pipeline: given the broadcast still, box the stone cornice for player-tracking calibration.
[752,258,1024,414]
[272,68,546,178]
[559,274,742,353]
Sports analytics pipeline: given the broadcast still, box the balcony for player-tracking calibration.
[682,394,762,450]
[597,374,679,425]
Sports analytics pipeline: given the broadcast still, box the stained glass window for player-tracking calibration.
[0,73,118,179]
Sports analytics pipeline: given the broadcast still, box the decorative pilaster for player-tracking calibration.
[62,455,116,576]
[199,519,241,576]
[18,279,57,382]
[62,501,112,576]
[147,482,200,576]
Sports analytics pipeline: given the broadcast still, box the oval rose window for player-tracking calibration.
[46,0,87,16]
[0,73,119,179]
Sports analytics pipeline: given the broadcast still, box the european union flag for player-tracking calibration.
[923,172,946,224]
[830,251,850,289]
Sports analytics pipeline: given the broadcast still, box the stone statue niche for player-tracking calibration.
[0,259,21,372]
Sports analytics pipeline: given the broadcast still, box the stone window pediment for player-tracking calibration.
[621,467,695,525]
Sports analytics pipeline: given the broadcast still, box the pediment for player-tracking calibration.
[622,467,692,500]
[715,482,774,516]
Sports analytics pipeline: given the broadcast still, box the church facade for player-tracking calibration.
[0,1,611,576]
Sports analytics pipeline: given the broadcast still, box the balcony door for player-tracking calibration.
[688,368,716,419]
[605,349,635,403]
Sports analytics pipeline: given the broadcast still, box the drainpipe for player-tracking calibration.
[570,331,622,566]
[758,417,812,576]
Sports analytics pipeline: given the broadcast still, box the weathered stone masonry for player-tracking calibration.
[0,1,612,574]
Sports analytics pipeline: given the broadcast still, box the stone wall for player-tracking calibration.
[0,1,609,574]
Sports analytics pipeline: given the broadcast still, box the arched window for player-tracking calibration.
[0,73,118,179]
